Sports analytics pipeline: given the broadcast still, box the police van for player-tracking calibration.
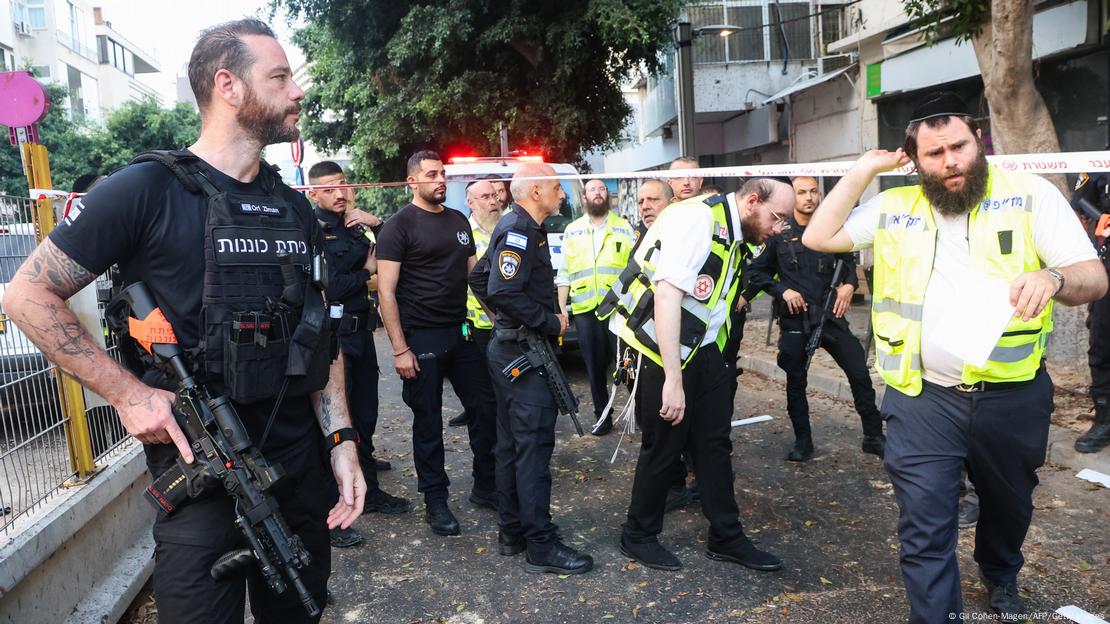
[443,155,584,270]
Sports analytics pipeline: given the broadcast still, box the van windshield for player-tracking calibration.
[444,174,584,232]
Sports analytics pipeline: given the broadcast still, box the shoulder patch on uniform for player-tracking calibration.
[506,232,528,250]
[499,250,521,279]
[1075,172,1089,191]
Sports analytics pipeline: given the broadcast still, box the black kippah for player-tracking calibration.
[765,176,792,186]
[909,91,970,123]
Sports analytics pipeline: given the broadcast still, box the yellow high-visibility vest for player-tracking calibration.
[601,196,742,368]
[465,220,493,330]
[562,211,635,315]
[871,166,1052,396]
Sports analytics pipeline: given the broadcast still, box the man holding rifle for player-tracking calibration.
[747,176,884,462]
[477,162,594,575]
[2,19,364,623]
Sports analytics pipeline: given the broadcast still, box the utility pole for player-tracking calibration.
[675,21,696,159]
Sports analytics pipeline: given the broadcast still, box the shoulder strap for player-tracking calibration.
[129,149,221,198]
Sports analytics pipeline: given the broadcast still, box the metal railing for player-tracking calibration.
[0,194,134,534]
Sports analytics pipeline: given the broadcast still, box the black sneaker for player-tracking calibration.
[424,501,460,536]
[958,498,979,529]
[448,411,471,427]
[329,527,363,548]
[861,434,885,458]
[525,541,593,575]
[498,530,526,556]
[619,535,681,571]
[468,488,498,511]
[982,576,1028,620]
[591,416,613,436]
[364,489,413,515]
[706,535,783,571]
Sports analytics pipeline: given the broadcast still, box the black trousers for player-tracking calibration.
[401,326,497,503]
[623,347,747,549]
[487,334,559,556]
[776,320,882,439]
[882,373,1053,623]
[572,312,616,419]
[722,306,748,403]
[1088,292,1110,398]
[151,442,333,624]
[341,330,381,491]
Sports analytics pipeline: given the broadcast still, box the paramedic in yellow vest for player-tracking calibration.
[803,92,1107,623]
[557,179,635,435]
[612,176,793,573]
[449,179,503,428]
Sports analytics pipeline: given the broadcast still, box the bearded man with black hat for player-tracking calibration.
[803,91,1107,622]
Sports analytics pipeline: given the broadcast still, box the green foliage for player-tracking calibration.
[901,0,991,44]
[277,0,681,184]
[0,85,199,197]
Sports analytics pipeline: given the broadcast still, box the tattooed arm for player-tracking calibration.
[2,239,193,461]
[311,352,365,529]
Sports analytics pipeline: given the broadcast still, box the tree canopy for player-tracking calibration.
[0,88,199,196]
[278,0,681,183]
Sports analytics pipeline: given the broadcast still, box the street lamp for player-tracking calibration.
[674,22,740,160]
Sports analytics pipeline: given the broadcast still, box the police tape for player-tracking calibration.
[26,149,1110,198]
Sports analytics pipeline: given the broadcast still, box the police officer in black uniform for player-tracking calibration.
[747,176,884,461]
[477,162,594,575]
[1074,172,1110,453]
[308,161,412,548]
[2,20,364,623]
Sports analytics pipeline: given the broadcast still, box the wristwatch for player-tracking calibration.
[324,427,359,453]
[1046,268,1065,295]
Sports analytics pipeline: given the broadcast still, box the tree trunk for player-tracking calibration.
[971,0,1085,365]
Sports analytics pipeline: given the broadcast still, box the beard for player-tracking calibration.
[739,213,762,244]
[586,197,609,217]
[237,83,300,146]
[416,184,446,205]
[919,148,989,217]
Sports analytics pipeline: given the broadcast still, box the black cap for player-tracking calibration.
[765,176,793,186]
[909,91,971,124]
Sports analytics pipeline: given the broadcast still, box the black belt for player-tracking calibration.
[494,327,525,341]
[337,312,370,334]
[949,366,1045,393]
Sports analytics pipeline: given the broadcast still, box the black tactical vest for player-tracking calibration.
[126,150,332,403]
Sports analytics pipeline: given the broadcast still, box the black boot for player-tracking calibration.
[1076,398,1110,453]
[525,541,594,575]
[787,435,814,462]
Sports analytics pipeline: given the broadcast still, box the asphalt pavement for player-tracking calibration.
[322,328,1110,624]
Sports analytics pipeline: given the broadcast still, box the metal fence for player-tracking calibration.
[0,193,134,534]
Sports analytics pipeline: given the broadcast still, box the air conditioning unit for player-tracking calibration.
[15,20,33,36]
[817,53,855,74]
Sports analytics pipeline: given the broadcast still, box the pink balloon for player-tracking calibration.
[0,71,51,128]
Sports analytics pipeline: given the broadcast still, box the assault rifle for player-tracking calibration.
[107,282,320,617]
[500,327,584,436]
[804,259,847,373]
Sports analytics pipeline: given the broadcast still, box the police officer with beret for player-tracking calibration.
[478,162,594,575]
[308,161,413,550]
[1074,171,1110,453]
[747,176,884,461]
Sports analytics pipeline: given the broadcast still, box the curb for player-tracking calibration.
[737,353,1110,477]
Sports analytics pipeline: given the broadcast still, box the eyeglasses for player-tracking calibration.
[763,203,789,229]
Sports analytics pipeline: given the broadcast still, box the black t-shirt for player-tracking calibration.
[375,203,476,329]
[49,156,320,477]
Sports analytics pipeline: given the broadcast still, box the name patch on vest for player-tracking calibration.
[236,202,284,216]
[979,195,1024,212]
[883,214,927,230]
[212,226,310,266]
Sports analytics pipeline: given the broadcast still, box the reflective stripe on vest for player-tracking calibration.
[870,166,1052,397]
[605,198,740,368]
[563,212,635,315]
[465,223,493,329]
